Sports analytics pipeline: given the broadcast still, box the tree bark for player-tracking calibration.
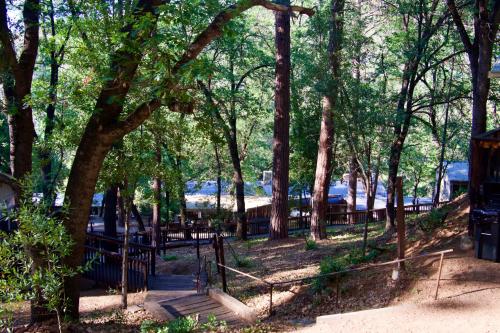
[270,0,291,240]
[347,155,358,224]
[310,0,344,240]
[152,141,162,254]
[310,96,334,239]
[0,0,40,196]
[446,0,498,234]
[103,185,118,239]
[131,203,145,232]
[214,144,222,216]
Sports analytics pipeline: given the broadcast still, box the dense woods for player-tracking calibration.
[0,0,498,329]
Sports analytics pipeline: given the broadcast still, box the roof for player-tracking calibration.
[445,161,469,182]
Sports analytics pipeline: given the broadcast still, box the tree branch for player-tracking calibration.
[0,0,20,70]
[235,63,272,91]
[446,0,474,56]
[172,0,314,75]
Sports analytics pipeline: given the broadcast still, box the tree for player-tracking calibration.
[446,0,499,234]
[58,1,313,318]
[0,0,39,190]
[310,0,345,240]
[270,0,292,240]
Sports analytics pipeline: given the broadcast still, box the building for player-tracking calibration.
[437,161,469,201]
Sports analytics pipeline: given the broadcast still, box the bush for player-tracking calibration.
[0,189,85,332]
[313,248,379,292]
[141,314,226,333]
[162,255,178,261]
[235,256,253,268]
[419,207,451,232]
[304,238,317,251]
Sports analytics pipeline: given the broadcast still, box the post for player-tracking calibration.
[269,283,274,317]
[151,247,156,276]
[218,235,227,293]
[434,252,445,300]
[396,176,405,271]
[213,235,220,273]
[196,225,200,260]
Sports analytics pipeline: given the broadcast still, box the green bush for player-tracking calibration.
[313,248,378,292]
[0,187,85,332]
[235,256,253,268]
[304,238,318,251]
[419,207,451,232]
[162,255,178,261]
[141,314,226,333]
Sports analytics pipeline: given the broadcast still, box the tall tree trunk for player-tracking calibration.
[347,156,358,224]
[165,189,170,223]
[310,0,344,240]
[386,61,415,232]
[131,203,145,232]
[310,98,333,239]
[121,180,130,309]
[270,0,291,240]
[0,0,40,194]
[367,154,380,219]
[152,142,162,254]
[103,185,118,239]
[40,0,60,204]
[214,144,222,216]
[228,134,247,240]
[117,186,125,227]
[446,0,498,235]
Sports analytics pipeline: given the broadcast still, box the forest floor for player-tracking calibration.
[8,194,500,332]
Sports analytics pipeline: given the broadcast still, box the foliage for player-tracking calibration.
[162,255,179,262]
[235,256,253,268]
[0,184,85,330]
[140,313,226,333]
[304,238,318,251]
[314,248,379,292]
[418,206,452,233]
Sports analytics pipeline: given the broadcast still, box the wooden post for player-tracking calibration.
[218,235,227,293]
[213,235,220,273]
[396,176,405,270]
[269,283,274,316]
[196,225,200,260]
[434,252,445,300]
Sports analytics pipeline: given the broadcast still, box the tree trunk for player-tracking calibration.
[121,183,130,309]
[227,134,247,240]
[39,0,60,204]
[270,0,291,240]
[103,185,118,239]
[152,142,162,254]
[165,189,170,223]
[214,144,222,216]
[309,0,344,240]
[310,96,334,240]
[347,156,358,224]
[117,186,125,227]
[131,203,145,232]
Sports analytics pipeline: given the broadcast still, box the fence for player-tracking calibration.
[212,244,453,316]
[83,245,149,291]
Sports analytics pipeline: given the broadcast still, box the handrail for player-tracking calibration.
[216,248,453,316]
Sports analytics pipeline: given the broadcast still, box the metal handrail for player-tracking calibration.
[216,248,453,316]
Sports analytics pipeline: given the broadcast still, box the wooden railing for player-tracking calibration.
[83,245,148,291]
[83,233,156,290]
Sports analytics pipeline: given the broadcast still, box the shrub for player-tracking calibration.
[235,256,253,268]
[0,188,85,332]
[419,207,451,232]
[313,248,379,292]
[141,314,226,333]
[304,238,318,251]
[162,255,178,261]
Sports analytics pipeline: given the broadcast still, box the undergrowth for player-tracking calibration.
[140,313,227,333]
